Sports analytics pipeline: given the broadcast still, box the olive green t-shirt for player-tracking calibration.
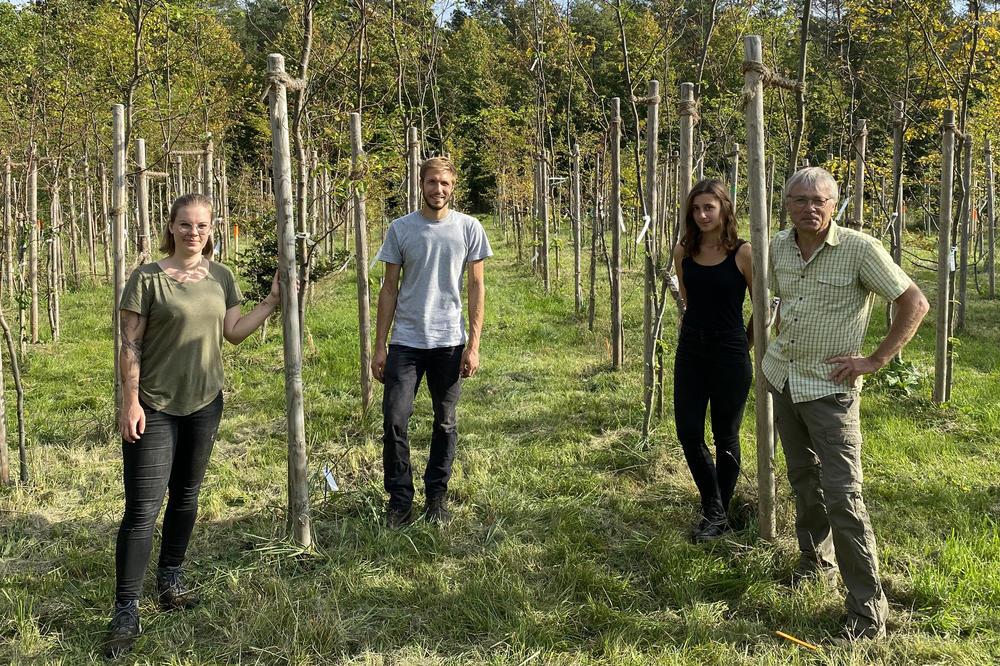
[120,261,243,416]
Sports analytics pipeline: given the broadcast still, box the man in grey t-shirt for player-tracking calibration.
[372,156,493,528]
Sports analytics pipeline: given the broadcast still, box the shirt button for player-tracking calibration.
[800,275,804,278]
[794,318,798,322]
[799,297,803,301]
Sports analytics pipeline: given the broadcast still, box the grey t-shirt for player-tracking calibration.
[376,210,493,349]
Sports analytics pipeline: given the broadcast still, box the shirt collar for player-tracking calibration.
[790,219,841,249]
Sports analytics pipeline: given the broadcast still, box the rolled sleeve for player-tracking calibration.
[858,239,911,302]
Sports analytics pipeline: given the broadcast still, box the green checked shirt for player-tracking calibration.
[762,221,911,403]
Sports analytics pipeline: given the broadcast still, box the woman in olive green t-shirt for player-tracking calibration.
[106,193,281,658]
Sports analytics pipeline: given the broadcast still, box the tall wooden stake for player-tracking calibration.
[850,119,867,231]
[350,113,373,411]
[987,137,996,299]
[407,126,420,212]
[610,98,623,368]
[956,135,973,331]
[267,53,312,548]
[934,110,956,405]
[572,143,582,313]
[3,158,11,297]
[112,105,127,411]
[28,144,38,344]
[135,138,151,264]
[744,35,775,541]
[642,81,659,437]
[678,83,695,236]
[541,150,550,293]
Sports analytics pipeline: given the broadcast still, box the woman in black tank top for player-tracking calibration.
[671,179,754,542]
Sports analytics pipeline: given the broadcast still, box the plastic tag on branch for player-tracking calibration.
[636,215,651,244]
[950,246,957,272]
[669,273,679,291]
[618,214,626,233]
[767,296,781,328]
[834,197,851,223]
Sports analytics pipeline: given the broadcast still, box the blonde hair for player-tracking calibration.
[419,156,458,182]
[160,193,215,257]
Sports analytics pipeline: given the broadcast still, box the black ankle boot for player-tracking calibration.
[156,565,200,611]
[104,599,140,658]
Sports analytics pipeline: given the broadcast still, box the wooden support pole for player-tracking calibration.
[100,164,111,279]
[350,113,373,412]
[987,137,996,299]
[572,143,582,313]
[678,82,696,237]
[135,138,151,264]
[642,80,659,437]
[173,155,183,198]
[891,102,905,265]
[204,139,214,210]
[541,149,550,293]
[48,186,61,341]
[67,167,80,287]
[610,97,623,368]
[744,35,776,541]
[934,110,956,405]
[266,53,312,549]
[730,142,740,201]
[407,126,420,213]
[112,105,127,412]
[28,145,39,344]
[957,135,973,331]
[850,119,867,231]
[3,158,11,297]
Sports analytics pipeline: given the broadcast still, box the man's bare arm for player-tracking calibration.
[371,262,401,383]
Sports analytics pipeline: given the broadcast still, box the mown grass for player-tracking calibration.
[1,224,999,664]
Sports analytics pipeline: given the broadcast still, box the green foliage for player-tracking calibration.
[869,357,926,398]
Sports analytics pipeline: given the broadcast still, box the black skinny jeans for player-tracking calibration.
[382,344,464,510]
[115,391,223,601]
[673,326,752,518]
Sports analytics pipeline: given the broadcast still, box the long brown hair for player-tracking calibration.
[680,179,739,258]
[159,193,215,257]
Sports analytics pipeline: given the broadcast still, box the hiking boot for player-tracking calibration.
[104,600,140,658]
[385,505,414,529]
[424,496,452,525]
[829,617,886,647]
[692,514,728,543]
[156,566,200,611]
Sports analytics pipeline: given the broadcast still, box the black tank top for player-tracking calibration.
[681,240,748,332]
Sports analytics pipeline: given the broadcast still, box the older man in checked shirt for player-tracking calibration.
[763,167,929,644]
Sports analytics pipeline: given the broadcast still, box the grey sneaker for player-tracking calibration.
[424,496,452,524]
[386,505,414,529]
[104,600,140,658]
[156,566,200,610]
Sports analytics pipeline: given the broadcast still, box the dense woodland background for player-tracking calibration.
[0,0,994,231]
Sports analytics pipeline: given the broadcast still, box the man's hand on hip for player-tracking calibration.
[825,354,882,388]
[461,347,480,378]
[372,346,388,384]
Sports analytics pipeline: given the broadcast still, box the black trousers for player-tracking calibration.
[382,344,464,510]
[673,327,752,518]
[114,391,223,601]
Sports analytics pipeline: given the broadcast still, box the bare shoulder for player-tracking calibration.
[672,242,685,262]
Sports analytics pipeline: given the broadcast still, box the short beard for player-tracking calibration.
[422,192,449,211]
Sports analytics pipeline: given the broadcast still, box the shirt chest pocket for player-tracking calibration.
[814,271,854,300]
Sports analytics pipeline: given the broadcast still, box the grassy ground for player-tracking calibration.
[2,225,1000,664]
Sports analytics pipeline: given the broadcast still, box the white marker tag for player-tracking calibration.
[635,215,651,244]
[834,197,851,223]
[324,465,339,492]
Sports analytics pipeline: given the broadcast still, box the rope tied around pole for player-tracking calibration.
[262,71,308,102]
[631,94,662,105]
[940,121,966,142]
[676,99,700,126]
[741,61,805,107]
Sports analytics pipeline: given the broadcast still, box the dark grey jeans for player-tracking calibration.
[114,391,223,601]
[382,344,463,510]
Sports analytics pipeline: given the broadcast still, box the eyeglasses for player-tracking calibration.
[788,196,833,210]
[177,223,213,236]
